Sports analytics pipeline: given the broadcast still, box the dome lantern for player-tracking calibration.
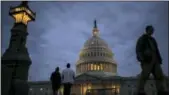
[9,1,36,25]
[92,20,99,36]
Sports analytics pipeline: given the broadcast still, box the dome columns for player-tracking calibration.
[76,62,116,75]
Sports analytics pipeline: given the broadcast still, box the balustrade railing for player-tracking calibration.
[86,88,119,95]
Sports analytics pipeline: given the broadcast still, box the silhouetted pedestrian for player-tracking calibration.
[50,67,61,95]
[136,25,168,95]
[62,63,75,95]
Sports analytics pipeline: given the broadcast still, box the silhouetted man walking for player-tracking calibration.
[62,63,75,95]
[50,67,61,95]
[136,25,168,95]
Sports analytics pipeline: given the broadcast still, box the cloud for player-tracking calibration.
[1,1,168,81]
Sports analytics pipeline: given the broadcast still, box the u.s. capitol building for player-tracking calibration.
[28,21,169,95]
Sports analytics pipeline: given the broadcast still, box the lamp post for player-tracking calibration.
[1,1,35,95]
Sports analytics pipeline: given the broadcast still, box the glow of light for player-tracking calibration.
[40,88,43,91]
[13,12,31,25]
[88,84,91,89]
[117,88,120,93]
[83,84,87,95]
[101,64,103,70]
[11,7,34,25]
[91,64,93,70]
[94,64,97,70]
[88,64,90,71]
[59,86,64,94]
[97,65,100,70]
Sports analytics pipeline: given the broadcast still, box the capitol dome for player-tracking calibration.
[84,36,109,48]
[76,20,117,76]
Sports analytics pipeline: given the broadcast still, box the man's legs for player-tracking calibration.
[52,86,56,95]
[64,83,69,95]
[152,63,168,95]
[67,83,72,95]
[52,89,56,95]
[55,85,61,95]
[55,89,59,95]
[63,84,66,95]
[136,63,153,95]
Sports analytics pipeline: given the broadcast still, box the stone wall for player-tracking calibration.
[28,77,169,95]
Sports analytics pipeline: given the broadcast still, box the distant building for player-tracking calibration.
[28,21,169,95]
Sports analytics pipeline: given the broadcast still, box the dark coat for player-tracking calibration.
[136,34,162,63]
[50,71,61,90]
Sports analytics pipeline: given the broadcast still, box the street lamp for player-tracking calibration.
[7,1,35,95]
[9,1,35,25]
[1,1,36,95]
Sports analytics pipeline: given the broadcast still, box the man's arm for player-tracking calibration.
[153,38,162,63]
[58,73,62,84]
[136,36,144,62]
[50,73,53,81]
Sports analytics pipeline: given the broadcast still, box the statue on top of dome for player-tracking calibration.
[94,19,97,28]
[93,20,99,36]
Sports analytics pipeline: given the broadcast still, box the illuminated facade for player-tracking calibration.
[73,20,119,95]
[28,76,169,95]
